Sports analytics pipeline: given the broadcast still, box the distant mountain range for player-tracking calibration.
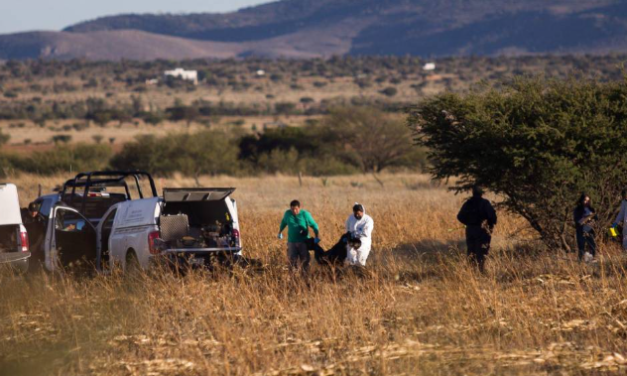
[1,0,627,60]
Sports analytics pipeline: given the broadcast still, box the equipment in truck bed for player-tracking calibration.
[160,214,190,242]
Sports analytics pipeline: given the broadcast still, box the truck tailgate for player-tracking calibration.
[0,252,31,264]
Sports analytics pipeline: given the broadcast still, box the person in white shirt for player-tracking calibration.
[345,203,374,266]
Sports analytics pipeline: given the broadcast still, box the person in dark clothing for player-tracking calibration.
[573,193,597,262]
[21,201,47,269]
[311,233,350,266]
[457,186,498,272]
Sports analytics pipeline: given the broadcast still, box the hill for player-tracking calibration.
[2,0,627,60]
[0,30,244,61]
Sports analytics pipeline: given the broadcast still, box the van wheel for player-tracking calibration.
[125,251,141,277]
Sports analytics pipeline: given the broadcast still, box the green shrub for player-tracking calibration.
[319,107,420,173]
[298,156,360,176]
[52,135,72,144]
[141,111,165,126]
[380,87,398,97]
[238,108,423,175]
[0,131,10,146]
[275,102,297,115]
[257,148,300,174]
[7,144,112,175]
[111,131,240,178]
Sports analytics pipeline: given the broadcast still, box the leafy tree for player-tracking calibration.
[319,107,417,173]
[174,131,240,183]
[52,134,72,144]
[238,127,319,163]
[8,144,112,175]
[257,148,300,175]
[0,131,10,146]
[409,78,627,251]
[275,102,297,115]
[111,109,133,125]
[380,87,398,97]
[88,110,112,126]
[141,111,165,126]
[130,95,144,116]
[167,105,199,127]
[110,135,178,175]
[111,131,239,179]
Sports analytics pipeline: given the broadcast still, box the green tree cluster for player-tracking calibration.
[240,107,426,175]
[409,78,627,250]
[0,107,426,179]
[110,130,241,180]
[1,144,112,176]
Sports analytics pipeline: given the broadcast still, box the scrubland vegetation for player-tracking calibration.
[0,107,425,178]
[1,54,625,157]
[3,55,627,375]
[2,174,627,375]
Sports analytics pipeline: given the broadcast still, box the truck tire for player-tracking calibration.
[125,250,141,277]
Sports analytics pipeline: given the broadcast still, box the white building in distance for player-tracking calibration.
[164,68,198,84]
[423,62,436,71]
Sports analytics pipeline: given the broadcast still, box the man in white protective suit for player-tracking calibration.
[612,189,627,251]
[345,203,374,266]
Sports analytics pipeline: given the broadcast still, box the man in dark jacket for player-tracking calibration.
[21,201,46,269]
[574,193,597,262]
[457,186,497,272]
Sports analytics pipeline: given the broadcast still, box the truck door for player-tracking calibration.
[45,206,97,272]
[96,208,117,271]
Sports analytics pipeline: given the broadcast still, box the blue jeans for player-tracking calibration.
[576,230,596,260]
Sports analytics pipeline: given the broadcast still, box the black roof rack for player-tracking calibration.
[61,171,158,216]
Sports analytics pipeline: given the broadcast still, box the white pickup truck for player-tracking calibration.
[0,183,30,272]
[25,171,243,273]
[97,188,242,271]
[35,171,158,272]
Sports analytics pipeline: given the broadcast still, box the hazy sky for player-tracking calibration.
[0,0,272,34]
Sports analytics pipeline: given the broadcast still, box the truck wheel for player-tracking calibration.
[125,250,141,277]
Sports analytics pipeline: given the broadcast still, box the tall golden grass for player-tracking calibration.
[2,173,627,375]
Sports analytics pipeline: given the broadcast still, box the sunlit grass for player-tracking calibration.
[2,173,626,375]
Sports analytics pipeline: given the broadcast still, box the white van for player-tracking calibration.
[0,184,30,272]
[97,188,242,271]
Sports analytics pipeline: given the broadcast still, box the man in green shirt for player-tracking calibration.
[278,200,320,273]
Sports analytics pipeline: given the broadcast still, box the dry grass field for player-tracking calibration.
[2,173,627,375]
